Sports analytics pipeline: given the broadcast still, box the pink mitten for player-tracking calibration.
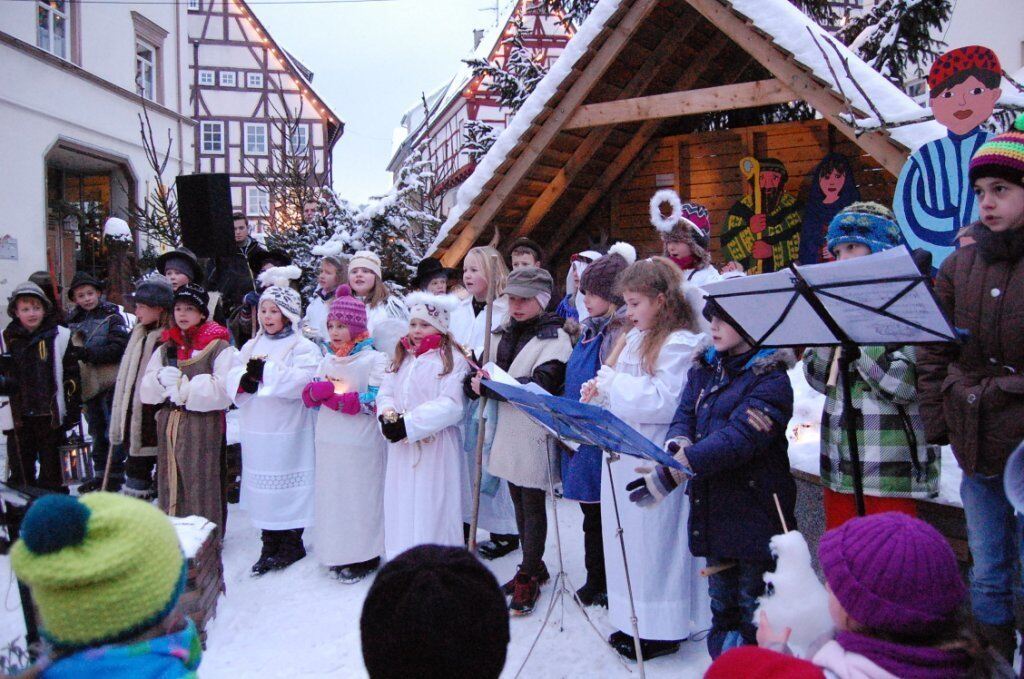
[302,380,334,407]
[325,391,360,415]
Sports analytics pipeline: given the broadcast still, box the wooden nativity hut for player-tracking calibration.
[429,0,944,279]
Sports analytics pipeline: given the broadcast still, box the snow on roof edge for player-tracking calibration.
[428,0,625,255]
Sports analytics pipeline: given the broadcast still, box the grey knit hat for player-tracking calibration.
[132,274,174,310]
[579,242,637,306]
[7,281,52,318]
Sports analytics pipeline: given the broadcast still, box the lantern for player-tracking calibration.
[59,433,95,487]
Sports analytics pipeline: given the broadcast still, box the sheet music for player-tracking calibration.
[703,247,955,347]
[482,362,552,397]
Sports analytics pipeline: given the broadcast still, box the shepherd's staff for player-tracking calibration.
[468,253,499,553]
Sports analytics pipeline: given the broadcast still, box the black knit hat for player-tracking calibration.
[66,271,104,300]
[132,274,174,310]
[172,283,209,317]
[360,545,509,679]
[510,237,544,262]
[156,247,204,285]
[579,242,637,306]
[250,249,292,273]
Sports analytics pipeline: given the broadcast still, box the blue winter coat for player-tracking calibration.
[667,343,797,562]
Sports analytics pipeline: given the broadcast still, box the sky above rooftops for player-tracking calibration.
[256,0,514,205]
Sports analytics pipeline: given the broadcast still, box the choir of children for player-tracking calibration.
[7,114,1023,673]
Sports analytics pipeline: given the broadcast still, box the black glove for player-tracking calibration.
[245,357,265,382]
[239,373,259,394]
[380,415,407,443]
[66,344,88,362]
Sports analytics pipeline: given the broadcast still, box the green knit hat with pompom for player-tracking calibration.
[10,493,186,650]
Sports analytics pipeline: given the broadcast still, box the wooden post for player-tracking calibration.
[469,253,499,552]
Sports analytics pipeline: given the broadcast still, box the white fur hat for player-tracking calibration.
[404,292,459,334]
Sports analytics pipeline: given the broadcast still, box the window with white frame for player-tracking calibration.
[246,72,263,88]
[200,121,224,153]
[198,70,214,86]
[219,71,236,87]
[135,39,156,100]
[37,0,69,59]
[244,123,267,155]
[287,124,309,155]
[246,186,270,216]
[187,0,200,9]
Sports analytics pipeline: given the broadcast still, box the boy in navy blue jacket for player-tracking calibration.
[628,300,796,659]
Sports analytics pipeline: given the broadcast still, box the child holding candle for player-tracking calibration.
[378,292,470,561]
[302,285,389,583]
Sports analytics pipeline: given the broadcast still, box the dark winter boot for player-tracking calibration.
[977,622,1017,666]
[508,573,541,617]
[502,563,549,596]
[261,529,306,573]
[478,533,520,560]
[121,476,156,500]
[251,531,281,576]
[575,580,608,608]
[332,556,381,584]
[609,631,681,661]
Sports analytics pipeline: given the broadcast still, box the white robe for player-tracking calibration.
[228,332,320,530]
[312,347,388,566]
[365,295,408,335]
[378,348,470,560]
[302,292,330,345]
[448,295,518,535]
[599,328,711,640]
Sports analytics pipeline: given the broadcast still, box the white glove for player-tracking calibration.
[157,366,182,389]
[167,375,190,406]
[593,365,617,397]
[664,436,692,471]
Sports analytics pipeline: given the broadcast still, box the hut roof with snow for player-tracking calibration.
[430,0,946,267]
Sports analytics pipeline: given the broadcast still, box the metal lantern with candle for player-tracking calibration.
[59,427,95,487]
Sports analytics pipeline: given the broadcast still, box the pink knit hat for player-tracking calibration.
[328,284,368,337]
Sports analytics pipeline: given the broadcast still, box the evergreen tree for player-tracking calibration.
[837,0,951,85]
[540,0,597,31]
[264,190,341,297]
[461,13,549,158]
[464,120,499,163]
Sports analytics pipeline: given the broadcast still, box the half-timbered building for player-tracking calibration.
[187,0,342,229]
[388,0,571,217]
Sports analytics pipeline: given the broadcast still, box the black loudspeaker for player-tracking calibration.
[176,173,235,258]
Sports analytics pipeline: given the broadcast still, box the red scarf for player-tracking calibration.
[161,322,231,361]
[400,333,442,357]
[669,255,696,271]
[331,331,371,358]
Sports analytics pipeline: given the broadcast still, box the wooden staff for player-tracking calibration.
[468,253,499,552]
[739,156,765,275]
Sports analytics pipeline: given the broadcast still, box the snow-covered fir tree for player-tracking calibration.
[355,144,441,290]
[838,0,951,85]
[464,119,500,163]
[461,13,549,159]
[540,0,597,31]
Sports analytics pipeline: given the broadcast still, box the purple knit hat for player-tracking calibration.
[819,512,966,634]
[328,284,368,337]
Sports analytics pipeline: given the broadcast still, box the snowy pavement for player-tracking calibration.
[0,499,714,677]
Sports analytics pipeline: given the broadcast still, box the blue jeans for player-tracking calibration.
[706,557,773,659]
[960,472,1024,626]
[84,390,125,481]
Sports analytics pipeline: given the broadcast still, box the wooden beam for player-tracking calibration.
[543,34,732,260]
[507,20,701,243]
[565,78,792,129]
[684,0,909,176]
[438,0,663,267]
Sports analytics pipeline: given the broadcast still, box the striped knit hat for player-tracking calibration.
[826,202,902,255]
[969,113,1024,185]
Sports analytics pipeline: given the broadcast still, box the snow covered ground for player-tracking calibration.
[0,499,714,677]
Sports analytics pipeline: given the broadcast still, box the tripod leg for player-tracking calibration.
[604,451,645,678]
